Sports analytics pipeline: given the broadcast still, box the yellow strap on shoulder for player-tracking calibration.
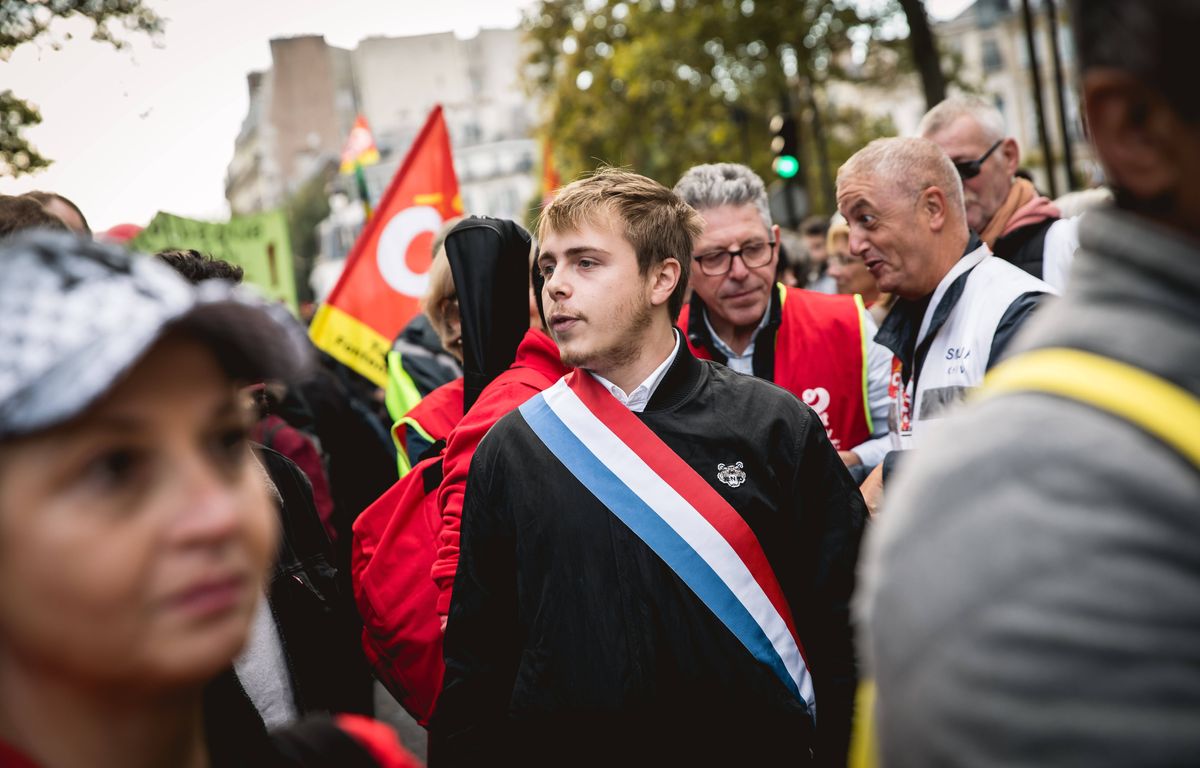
[392,414,438,479]
[849,679,880,768]
[853,292,874,435]
[982,347,1200,469]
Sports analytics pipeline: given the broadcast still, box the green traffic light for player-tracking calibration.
[773,154,800,179]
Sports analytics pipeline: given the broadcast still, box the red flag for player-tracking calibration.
[310,106,463,387]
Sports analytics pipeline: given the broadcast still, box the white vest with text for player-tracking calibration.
[890,245,1056,449]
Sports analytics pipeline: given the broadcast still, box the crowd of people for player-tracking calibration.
[0,0,1196,765]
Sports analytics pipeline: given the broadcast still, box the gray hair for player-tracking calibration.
[837,137,965,219]
[918,95,1007,145]
[673,163,773,231]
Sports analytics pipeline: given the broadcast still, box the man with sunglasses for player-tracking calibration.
[674,163,895,475]
[920,96,1078,290]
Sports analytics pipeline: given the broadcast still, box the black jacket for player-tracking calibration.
[433,343,867,767]
[992,217,1058,280]
[258,446,375,717]
[204,447,375,757]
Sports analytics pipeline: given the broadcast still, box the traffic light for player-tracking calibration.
[770,113,800,179]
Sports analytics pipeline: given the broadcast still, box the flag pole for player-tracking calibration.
[355,161,373,220]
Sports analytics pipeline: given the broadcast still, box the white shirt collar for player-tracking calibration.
[589,331,681,413]
[702,301,771,375]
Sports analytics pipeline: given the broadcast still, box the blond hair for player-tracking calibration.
[420,245,457,346]
[827,216,849,253]
[537,167,702,320]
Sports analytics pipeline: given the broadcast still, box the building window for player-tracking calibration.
[982,38,1004,74]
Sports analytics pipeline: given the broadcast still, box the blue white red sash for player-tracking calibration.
[517,370,816,714]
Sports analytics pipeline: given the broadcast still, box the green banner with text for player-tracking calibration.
[132,209,298,311]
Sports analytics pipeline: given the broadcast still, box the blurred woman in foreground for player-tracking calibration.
[0,232,415,767]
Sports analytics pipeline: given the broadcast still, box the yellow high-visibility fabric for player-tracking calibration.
[982,347,1200,468]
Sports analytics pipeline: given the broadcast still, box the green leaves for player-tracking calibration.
[0,90,51,177]
[523,0,915,212]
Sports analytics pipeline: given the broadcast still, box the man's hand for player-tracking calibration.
[838,450,862,467]
[860,463,885,518]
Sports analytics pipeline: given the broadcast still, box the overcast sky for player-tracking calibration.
[0,0,971,232]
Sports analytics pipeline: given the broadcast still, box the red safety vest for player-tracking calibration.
[680,284,871,451]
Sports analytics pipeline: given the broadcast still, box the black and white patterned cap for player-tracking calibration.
[0,231,313,439]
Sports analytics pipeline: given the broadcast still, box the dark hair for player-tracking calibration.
[1069,0,1199,122]
[21,191,91,235]
[0,195,70,240]
[156,249,245,284]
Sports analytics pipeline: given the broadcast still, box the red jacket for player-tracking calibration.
[432,328,569,617]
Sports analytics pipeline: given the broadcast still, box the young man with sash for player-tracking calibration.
[433,169,866,766]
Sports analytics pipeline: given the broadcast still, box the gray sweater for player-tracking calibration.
[856,207,1200,767]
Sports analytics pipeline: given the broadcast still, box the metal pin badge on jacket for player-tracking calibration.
[717,462,746,488]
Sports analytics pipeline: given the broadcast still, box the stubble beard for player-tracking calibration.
[558,291,655,375]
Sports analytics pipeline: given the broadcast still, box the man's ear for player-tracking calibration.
[1084,69,1179,201]
[999,137,1021,177]
[649,257,681,307]
[921,186,949,233]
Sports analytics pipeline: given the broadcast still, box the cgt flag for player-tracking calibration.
[310,105,463,387]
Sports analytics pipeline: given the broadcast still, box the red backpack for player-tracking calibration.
[351,454,447,724]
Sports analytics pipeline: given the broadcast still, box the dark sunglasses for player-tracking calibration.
[953,139,1003,180]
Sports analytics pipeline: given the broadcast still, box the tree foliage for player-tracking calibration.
[1,0,164,177]
[285,161,336,304]
[524,0,940,214]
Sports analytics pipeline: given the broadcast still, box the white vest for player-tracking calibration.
[891,246,1056,449]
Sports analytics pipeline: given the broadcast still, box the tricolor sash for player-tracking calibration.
[518,370,816,714]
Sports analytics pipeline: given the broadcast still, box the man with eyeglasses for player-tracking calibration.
[919,95,1078,290]
[674,163,895,475]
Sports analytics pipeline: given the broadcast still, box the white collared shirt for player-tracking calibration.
[589,332,681,412]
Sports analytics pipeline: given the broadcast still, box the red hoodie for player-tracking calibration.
[432,328,569,617]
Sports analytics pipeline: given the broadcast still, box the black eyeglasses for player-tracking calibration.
[693,240,776,276]
[953,139,1003,180]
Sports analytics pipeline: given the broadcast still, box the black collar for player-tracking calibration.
[645,328,705,412]
[685,283,783,379]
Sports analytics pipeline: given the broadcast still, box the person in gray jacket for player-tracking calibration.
[855,0,1200,765]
